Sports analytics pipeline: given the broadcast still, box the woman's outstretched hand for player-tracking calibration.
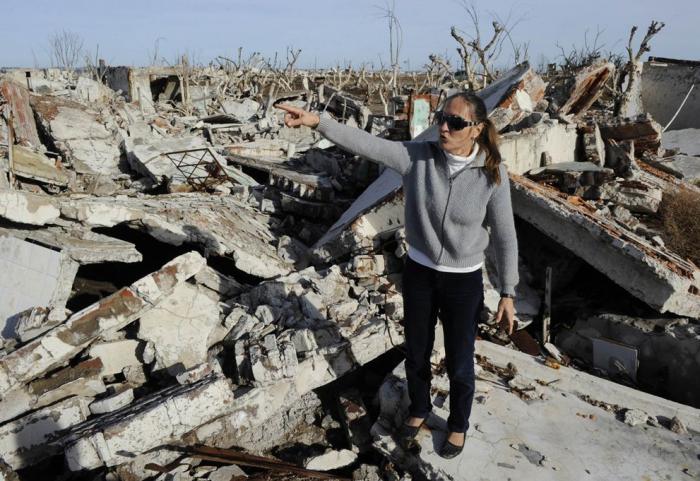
[275,103,320,129]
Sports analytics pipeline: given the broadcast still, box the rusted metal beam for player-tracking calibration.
[186,445,350,480]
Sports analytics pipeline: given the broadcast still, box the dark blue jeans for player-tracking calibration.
[402,256,484,433]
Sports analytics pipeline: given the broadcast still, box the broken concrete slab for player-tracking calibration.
[194,265,246,298]
[0,358,106,424]
[0,235,78,342]
[372,340,700,481]
[0,223,142,264]
[499,119,579,173]
[599,113,663,157]
[74,76,112,103]
[0,396,91,470]
[125,136,256,190]
[190,316,400,449]
[0,80,41,148]
[30,95,123,176]
[510,175,700,317]
[226,138,298,160]
[607,180,663,214]
[60,194,297,278]
[248,335,298,384]
[89,387,135,415]
[558,61,615,118]
[226,153,334,201]
[0,190,60,225]
[10,145,70,187]
[220,98,261,121]
[63,375,236,470]
[29,357,105,397]
[138,283,223,375]
[0,251,206,393]
[580,121,605,166]
[312,189,404,262]
[487,66,547,131]
[88,340,142,376]
[11,307,61,343]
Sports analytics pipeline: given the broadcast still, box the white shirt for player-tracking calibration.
[407,144,484,273]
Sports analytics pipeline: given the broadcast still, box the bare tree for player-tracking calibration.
[555,27,606,73]
[147,37,166,66]
[375,0,403,91]
[48,30,84,70]
[450,1,510,89]
[423,54,456,90]
[83,44,106,82]
[615,20,665,117]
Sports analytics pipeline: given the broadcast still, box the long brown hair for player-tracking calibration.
[444,92,502,184]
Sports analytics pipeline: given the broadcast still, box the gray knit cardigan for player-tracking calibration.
[317,116,519,296]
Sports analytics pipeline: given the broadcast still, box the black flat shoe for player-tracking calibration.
[395,419,425,451]
[439,437,465,459]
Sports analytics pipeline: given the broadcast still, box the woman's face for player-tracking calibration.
[438,98,484,156]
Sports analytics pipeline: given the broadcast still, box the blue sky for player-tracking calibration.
[1,0,698,69]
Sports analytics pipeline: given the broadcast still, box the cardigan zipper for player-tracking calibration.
[437,167,469,263]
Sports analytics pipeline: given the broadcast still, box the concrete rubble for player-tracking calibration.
[0,55,698,481]
[371,340,700,481]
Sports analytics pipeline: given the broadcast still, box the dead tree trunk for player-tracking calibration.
[615,21,665,117]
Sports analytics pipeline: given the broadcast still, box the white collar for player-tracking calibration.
[444,143,480,164]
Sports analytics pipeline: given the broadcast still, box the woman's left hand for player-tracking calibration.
[494,297,515,335]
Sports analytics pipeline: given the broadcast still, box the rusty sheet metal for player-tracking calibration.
[508,324,541,356]
[0,80,41,147]
[560,62,615,117]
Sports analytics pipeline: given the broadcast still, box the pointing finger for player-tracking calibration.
[275,103,303,115]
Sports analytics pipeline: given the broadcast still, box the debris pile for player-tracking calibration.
[0,54,699,480]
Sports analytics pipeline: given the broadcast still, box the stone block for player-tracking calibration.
[138,283,222,375]
[90,388,135,415]
[88,340,142,376]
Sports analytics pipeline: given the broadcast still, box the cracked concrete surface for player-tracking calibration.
[372,341,700,481]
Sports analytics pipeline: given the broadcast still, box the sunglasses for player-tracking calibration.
[433,111,480,131]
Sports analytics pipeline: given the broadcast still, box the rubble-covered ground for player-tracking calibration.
[0,53,699,481]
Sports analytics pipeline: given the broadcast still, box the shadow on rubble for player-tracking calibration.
[268,349,407,478]
[10,418,73,481]
[69,222,264,312]
[515,218,660,319]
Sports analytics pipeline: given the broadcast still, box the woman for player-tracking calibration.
[277,92,517,459]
